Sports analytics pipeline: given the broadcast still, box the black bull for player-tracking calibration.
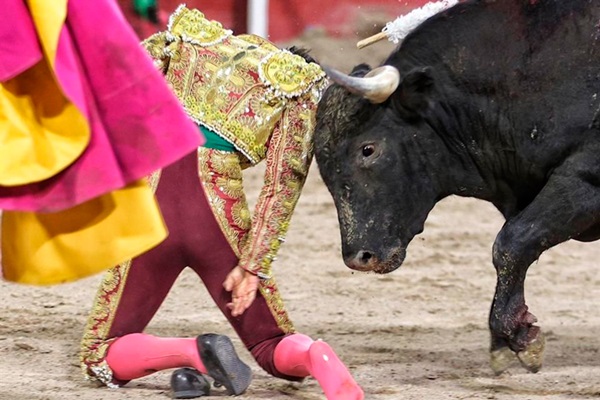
[314,0,600,375]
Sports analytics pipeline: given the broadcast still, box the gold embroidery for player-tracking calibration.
[210,151,244,179]
[238,87,324,278]
[80,260,133,385]
[135,5,324,334]
[141,31,170,72]
[259,51,325,98]
[216,176,244,199]
[159,6,326,165]
[231,201,252,231]
[197,148,250,257]
[237,34,279,52]
[167,5,232,46]
[259,276,294,334]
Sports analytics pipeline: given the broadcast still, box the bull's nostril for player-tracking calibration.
[344,250,377,270]
[358,250,373,264]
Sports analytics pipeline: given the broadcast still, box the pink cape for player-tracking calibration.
[0,0,202,212]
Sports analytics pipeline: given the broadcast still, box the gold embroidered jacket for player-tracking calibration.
[143,6,328,278]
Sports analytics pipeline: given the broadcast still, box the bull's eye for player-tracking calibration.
[362,145,375,157]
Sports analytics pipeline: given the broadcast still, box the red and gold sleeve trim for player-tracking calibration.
[196,147,295,332]
[238,86,324,278]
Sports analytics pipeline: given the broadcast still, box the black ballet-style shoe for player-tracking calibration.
[196,333,252,396]
[171,368,210,399]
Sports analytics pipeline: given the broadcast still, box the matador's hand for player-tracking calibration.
[223,266,259,317]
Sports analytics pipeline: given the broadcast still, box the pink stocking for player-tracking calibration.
[105,333,207,381]
[273,333,364,400]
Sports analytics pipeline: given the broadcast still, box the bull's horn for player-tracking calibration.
[323,65,400,104]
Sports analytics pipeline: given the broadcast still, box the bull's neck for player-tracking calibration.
[423,92,526,213]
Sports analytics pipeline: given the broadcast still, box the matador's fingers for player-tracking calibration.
[230,290,257,317]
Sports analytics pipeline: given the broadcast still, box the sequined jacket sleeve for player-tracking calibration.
[237,91,320,278]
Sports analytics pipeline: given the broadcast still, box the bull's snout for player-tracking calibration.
[343,246,406,274]
[344,250,379,272]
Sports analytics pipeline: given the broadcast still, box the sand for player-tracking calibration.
[1,24,600,400]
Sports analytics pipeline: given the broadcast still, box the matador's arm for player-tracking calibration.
[237,91,320,279]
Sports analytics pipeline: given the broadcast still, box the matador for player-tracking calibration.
[80,6,364,400]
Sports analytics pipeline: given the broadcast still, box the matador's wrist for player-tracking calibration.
[241,264,270,280]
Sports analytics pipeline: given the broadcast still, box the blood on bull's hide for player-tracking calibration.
[314,0,600,375]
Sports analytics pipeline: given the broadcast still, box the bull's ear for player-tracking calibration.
[394,67,434,118]
[350,63,372,76]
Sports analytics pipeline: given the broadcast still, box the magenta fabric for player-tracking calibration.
[0,0,203,212]
[0,0,42,82]
[0,0,43,81]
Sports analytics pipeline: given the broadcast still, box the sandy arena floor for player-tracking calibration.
[1,22,600,400]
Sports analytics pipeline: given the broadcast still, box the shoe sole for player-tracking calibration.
[197,334,252,396]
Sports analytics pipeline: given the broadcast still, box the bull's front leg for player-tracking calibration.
[487,161,600,375]
[489,226,545,375]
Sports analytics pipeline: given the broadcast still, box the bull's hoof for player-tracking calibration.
[490,346,516,375]
[516,329,545,373]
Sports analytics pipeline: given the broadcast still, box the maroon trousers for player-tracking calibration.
[81,150,298,382]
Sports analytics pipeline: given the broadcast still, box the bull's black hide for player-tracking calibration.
[315,0,600,374]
